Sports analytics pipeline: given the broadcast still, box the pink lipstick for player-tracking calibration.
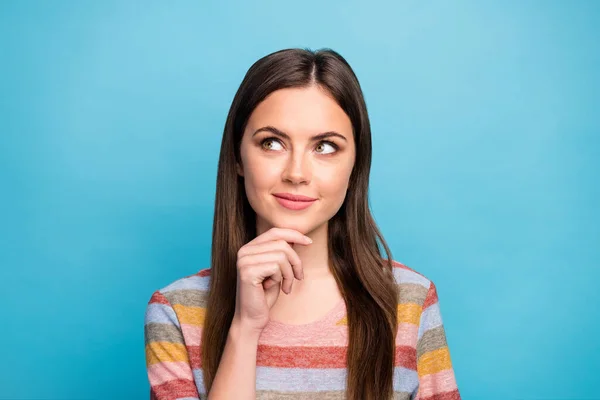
[273,193,317,211]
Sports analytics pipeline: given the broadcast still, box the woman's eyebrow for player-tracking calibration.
[251,125,348,142]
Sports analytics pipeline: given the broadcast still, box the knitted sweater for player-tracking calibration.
[144,260,461,399]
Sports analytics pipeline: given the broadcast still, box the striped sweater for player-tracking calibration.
[144,260,461,399]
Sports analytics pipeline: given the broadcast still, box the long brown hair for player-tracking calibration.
[202,48,398,400]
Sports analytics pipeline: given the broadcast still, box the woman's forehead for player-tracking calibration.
[246,87,352,138]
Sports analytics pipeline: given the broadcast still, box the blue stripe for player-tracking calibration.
[145,303,180,328]
[256,367,347,391]
[417,302,442,340]
[393,366,419,392]
[162,274,210,293]
[191,366,419,392]
[192,368,206,395]
[393,267,431,288]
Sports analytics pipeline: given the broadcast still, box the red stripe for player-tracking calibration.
[421,389,461,400]
[395,345,417,369]
[257,345,347,368]
[149,291,169,305]
[253,344,418,370]
[198,269,211,277]
[422,282,439,309]
[150,378,199,400]
[187,345,201,369]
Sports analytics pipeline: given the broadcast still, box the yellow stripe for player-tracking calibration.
[397,303,421,325]
[172,304,205,326]
[336,303,421,326]
[417,347,452,376]
[145,341,189,366]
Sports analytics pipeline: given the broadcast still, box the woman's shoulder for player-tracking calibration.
[147,267,212,311]
[388,259,435,308]
[389,259,432,288]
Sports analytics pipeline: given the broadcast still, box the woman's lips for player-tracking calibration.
[273,195,317,210]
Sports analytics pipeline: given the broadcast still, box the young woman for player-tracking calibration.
[145,48,461,400]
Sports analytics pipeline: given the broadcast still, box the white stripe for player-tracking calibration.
[394,366,419,392]
[193,366,417,393]
[193,368,206,395]
[162,274,210,293]
[417,302,442,340]
[256,367,347,391]
[145,303,180,328]
[393,268,430,288]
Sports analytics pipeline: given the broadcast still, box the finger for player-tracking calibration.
[262,277,278,290]
[286,242,303,281]
[247,227,312,247]
[279,255,295,294]
[261,263,282,290]
[238,240,303,280]
[239,252,294,293]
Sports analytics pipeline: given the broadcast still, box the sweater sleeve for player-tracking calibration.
[145,290,201,400]
[415,281,461,400]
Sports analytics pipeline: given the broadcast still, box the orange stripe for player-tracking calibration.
[147,342,201,370]
[418,347,452,376]
[172,304,206,326]
[398,303,422,325]
[146,341,189,366]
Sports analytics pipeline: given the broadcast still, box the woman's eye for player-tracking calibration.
[315,141,337,155]
[260,138,338,154]
[261,138,284,151]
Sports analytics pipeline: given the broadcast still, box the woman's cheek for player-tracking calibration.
[323,166,349,188]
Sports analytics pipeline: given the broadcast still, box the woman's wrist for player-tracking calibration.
[228,319,263,345]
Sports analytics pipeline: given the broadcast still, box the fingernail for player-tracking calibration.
[305,236,312,243]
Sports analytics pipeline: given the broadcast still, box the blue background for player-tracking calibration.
[1,1,598,399]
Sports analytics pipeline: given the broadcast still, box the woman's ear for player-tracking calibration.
[236,162,244,177]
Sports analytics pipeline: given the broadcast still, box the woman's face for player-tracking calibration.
[237,85,356,236]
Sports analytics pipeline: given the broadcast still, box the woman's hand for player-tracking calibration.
[232,227,312,334]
